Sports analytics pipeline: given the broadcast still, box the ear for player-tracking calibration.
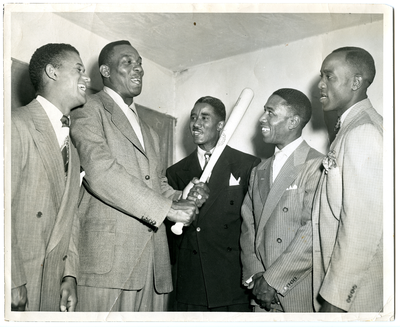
[100,65,111,78]
[351,75,363,91]
[288,115,301,130]
[217,121,225,131]
[44,64,57,81]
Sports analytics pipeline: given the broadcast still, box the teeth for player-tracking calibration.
[78,84,86,91]
[132,78,141,85]
[261,126,270,132]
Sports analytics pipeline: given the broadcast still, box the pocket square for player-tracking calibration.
[229,174,241,186]
[286,184,298,190]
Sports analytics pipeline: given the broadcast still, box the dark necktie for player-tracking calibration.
[203,152,211,170]
[60,116,70,178]
[334,116,341,134]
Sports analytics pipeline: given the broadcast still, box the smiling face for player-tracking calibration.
[259,94,294,149]
[318,51,357,116]
[56,51,90,113]
[189,102,224,152]
[103,44,144,104]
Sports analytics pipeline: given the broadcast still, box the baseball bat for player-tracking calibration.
[171,88,254,235]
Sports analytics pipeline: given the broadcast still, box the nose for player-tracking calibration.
[318,78,325,90]
[134,63,144,75]
[259,112,268,123]
[83,74,91,84]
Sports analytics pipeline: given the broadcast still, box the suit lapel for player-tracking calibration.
[175,151,202,188]
[100,91,147,157]
[257,159,272,204]
[46,143,80,254]
[29,100,65,209]
[256,142,310,244]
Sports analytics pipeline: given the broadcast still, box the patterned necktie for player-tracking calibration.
[203,152,212,170]
[334,116,341,134]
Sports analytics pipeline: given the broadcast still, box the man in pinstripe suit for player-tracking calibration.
[11,43,90,311]
[240,88,324,312]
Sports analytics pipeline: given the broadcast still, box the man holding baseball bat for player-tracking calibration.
[166,96,260,311]
[70,40,208,312]
[240,88,324,312]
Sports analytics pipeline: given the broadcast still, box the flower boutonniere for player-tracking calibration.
[323,150,337,174]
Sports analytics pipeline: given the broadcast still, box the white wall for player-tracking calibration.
[9,12,176,114]
[173,19,384,162]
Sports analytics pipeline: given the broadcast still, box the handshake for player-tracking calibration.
[166,177,210,227]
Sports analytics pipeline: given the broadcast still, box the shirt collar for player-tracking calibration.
[274,136,303,158]
[340,103,356,125]
[104,86,135,111]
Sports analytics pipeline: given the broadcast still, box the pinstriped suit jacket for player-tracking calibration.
[11,99,80,311]
[312,99,383,312]
[70,91,179,294]
[241,141,323,312]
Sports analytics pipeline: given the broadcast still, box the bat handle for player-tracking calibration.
[171,181,195,235]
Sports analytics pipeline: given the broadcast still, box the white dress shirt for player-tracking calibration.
[37,95,69,147]
[272,136,304,182]
[197,146,215,170]
[104,86,145,150]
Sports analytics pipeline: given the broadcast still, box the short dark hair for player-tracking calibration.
[194,96,226,121]
[98,40,131,67]
[29,43,79,92]
[272,88,312,128]
[332,46,376,85]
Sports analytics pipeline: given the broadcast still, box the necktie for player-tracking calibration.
[203,152,212,170]
[60,115,70,178]
[61,115,70,127]
[334,116,341,134]
[129,105,145,150]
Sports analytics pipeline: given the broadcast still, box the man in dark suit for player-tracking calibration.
[11,43,90,311]
[240,88,323,312]
[166,96,260,311]
[70,40,206,312]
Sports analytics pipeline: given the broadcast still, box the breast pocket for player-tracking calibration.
[79,218,116,274]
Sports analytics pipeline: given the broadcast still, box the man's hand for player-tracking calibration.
[60,276,77,312]
[11,285,27,311]
[167,199,197,226]
[187,178,210,208]
[319,300,346,313]
[252,273,279,311]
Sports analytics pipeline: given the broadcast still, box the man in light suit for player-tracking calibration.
[11,43,90,311]
[312,47,383,312]
[166,96,260,311]
[240,88,323,312]
[70,40,205,312]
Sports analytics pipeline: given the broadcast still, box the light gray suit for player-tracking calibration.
[241,141,323,312]
[312,99,383,312]
[11,99,80,311]
[70,90,180,311]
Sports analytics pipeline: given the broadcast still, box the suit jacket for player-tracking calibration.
[166,146,260,308]
[241,141,323,312]
[11,99,80,311]
[70,90,179,293]
[312,99,383,312]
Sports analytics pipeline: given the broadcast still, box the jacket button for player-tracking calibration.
[277,238,282,243]
[193,250,197,255]
[145,175,150,180]
[227,247,232,252]
[230,200,234,205]
[223,224,228,229]
[196,227,201,232]
[148,228,152,232]
[62,255,67,261]
[283,207,288,212]
[36,211,42,218]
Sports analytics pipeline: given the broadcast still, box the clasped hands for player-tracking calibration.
[246,271,280,311]
[167,178,209,226]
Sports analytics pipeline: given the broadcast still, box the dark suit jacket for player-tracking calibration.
[70,91,179,294]
[166,146,260,308]
[11,99,80,311]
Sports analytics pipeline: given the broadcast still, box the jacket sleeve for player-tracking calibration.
[11,119,27,288]
[263,158,322,295]
[70,99,173,228]
[319,124,383,311]
[240,167,265,283]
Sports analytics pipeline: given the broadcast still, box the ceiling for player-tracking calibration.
[56,12,382,72]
